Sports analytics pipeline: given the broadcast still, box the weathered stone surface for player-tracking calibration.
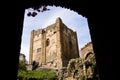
[80,42,99,80]
[61,42,99,80]
[80,42,94,60]
[29,17,79,70]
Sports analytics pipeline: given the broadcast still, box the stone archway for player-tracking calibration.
[4,0,117,80]
[21,1,111,80]
[24,0,90,17]
[85,52,93,60]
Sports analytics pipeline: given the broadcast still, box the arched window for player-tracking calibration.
[46,38,50,46]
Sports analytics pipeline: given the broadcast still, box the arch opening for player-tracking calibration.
[21,5,91,63]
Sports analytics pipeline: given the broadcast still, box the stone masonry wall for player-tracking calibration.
[29,17,79,70]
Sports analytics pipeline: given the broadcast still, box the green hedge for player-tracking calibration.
[17,70,58,79]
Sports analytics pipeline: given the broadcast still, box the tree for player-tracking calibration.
[18,61,27,71]
[26,5,50,17]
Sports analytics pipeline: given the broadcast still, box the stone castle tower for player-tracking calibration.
[29,17,79,69]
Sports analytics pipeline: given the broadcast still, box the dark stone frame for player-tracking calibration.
[3,0,117,80]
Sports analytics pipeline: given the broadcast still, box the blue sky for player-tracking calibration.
[20,6,91,61]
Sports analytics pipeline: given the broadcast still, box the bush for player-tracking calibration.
[18,61,27,71]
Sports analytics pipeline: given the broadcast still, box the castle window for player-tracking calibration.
[53,31,56,34]
[46,38,50,46]
[37,48,41,53]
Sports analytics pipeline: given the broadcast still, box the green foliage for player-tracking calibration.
[79,64,83,69]
[17,70,58,79]
[92,63,99,79]
[92,63,96,73]
[18,61,27,71]
[69,60,75,69]
[18,60,57,79]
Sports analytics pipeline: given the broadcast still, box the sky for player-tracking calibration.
[20,6,91,61]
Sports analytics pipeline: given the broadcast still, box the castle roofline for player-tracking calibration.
[81,42,92,50]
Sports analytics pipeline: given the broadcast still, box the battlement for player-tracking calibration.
[81,42,92,50]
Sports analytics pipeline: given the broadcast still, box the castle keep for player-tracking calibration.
[29,17,79,69]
